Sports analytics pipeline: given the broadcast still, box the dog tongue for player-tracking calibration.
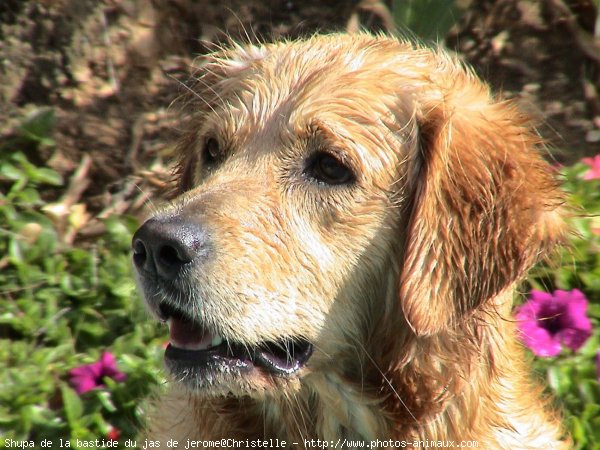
[169,318,212,350]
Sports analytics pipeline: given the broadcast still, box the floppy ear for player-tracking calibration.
[399,81,565,336]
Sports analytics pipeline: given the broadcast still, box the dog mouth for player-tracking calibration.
[159,303,313,380]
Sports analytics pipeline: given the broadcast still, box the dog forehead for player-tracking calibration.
[219,36,407,115]
[203,36,420,170]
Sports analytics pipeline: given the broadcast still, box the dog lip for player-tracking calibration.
[165,339,313,377]
[159,302,313,377]
[254,340,313,375]
[165,341,313,376]
[165,343,253,371]
[164,327,313,377]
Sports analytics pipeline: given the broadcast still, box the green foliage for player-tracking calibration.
[526,162,600,449]
[392,0,464,41]
[17,108,57,147]
[0,118,166,446]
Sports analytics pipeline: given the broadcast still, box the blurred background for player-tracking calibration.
[1,1,599,448]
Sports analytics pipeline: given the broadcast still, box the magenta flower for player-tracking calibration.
[515,289,592,357]
[69,352,126,394]
[582,154,600,180]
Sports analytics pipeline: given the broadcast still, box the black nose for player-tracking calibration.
[132,216,209,280]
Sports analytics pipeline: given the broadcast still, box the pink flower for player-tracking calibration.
[515,290,592,357]
[68,352,126,394]
[582,154,600,180]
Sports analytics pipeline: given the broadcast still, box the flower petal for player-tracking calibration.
[563,291,592,328]
[70,375,100,395]
[582,155,600,180]
[100,352,117,369]
[556,327,592,352]
[99,351,127,382]
[529,290,555,304]
[517,321,562,357]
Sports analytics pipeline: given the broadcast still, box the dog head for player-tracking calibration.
[132,34,564,397]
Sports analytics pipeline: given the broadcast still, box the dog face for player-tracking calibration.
[132,34,563,398]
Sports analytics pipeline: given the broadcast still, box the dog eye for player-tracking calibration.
[306,152,355,185]
[202,137,222,166]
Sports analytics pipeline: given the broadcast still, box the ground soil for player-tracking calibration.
[448,0,600,162]
[1,0,599,238]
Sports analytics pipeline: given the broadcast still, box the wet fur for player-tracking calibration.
[142,34,569,448]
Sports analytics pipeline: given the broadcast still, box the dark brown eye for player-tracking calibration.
[306,152,355,185]
[203,137,222,166]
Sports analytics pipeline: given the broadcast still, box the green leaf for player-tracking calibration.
[18,108,55,145]
[8,237,24,265]
[30,167,63,186]
[96,390,117,413]
[60,383,83,429]
[0,162,24,180]
[569,415,586,446]
[393,0,463,41]
[547,364,562,394]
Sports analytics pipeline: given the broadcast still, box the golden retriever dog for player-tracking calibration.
[132,33,569,448]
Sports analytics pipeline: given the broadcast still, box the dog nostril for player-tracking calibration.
[157,244,191,267]
[131,217,208,281]
[132,239,147,267]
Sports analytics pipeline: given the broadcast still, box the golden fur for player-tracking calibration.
[136,34,569,448]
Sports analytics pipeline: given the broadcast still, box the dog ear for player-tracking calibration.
[399,80,565,336]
